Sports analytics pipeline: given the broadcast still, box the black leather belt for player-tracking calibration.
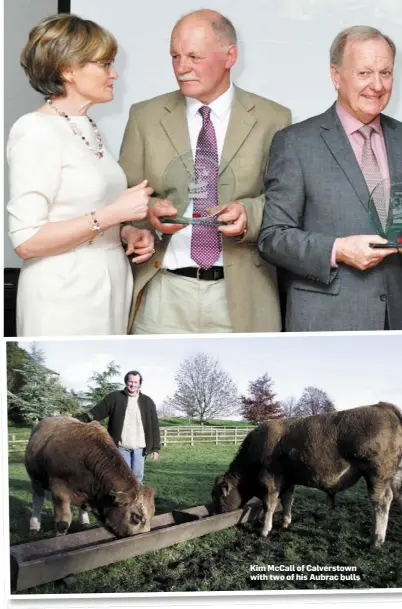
[167,267,224,280]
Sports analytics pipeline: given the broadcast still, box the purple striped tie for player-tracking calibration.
[190,106,221,269]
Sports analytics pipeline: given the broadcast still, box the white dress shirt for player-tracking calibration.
[162,83,235,269]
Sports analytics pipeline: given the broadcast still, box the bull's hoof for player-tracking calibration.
[60,574,77,589]
[371,534,384,549]
[56,521,70,535]
[78,512,90,526]
[29,518,41,533]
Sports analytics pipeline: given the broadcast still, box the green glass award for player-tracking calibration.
[369,179,402,248]
[159,150,236,226]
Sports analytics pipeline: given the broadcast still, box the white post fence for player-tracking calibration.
[8,426,252,455]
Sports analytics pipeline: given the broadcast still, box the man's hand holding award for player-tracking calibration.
[369,178,402,249]
[150,150,240,235]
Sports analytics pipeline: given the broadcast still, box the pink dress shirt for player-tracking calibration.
[331,102,390,266]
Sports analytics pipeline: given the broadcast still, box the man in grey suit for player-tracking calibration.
[120,9,291,334]
[258,26,402,331]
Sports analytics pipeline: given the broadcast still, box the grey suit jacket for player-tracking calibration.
[258,103,402,331]
[119,87,291,333]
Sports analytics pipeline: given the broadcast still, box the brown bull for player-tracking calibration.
[25,416,155,537]
[212,402,402,546]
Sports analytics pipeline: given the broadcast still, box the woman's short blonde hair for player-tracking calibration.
[20,13,118,97]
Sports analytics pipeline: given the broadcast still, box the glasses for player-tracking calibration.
[89,59,115,71]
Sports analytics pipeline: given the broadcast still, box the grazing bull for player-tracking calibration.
[212,403,402,547]
[25,416,155,537]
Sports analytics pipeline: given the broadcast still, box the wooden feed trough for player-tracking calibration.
[10,498,265,592]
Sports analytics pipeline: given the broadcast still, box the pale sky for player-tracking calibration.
[12,333,402,414]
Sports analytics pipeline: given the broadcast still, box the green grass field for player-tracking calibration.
[8,443,402,595]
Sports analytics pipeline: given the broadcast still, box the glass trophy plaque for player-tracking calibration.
[159,151,236,226]
[369,179,402,248]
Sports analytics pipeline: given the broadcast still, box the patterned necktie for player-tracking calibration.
[190,105,221,269]
[359,125,387,228]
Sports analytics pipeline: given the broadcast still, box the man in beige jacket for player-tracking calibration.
[120,9,291,334]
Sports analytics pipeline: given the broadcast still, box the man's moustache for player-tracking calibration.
[178,75,199,82]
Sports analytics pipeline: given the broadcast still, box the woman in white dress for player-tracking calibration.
[7,14,154,336]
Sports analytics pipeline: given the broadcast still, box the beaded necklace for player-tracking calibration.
[46,98,104,159]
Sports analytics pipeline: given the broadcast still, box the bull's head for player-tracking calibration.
[101,486,155,537]
[211,474,243,514]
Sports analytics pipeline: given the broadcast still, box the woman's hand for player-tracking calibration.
[121,225,155,263]
[108,180,153,225]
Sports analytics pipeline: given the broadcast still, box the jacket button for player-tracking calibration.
[380,294,387,302]
[154,261,160,269]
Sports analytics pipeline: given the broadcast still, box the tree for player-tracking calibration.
[295,386,336,416]
[7,342,31,423]
[241,373,283,423]
[166,353,240,423]
[7,342,29,388]
[80,361,122,409]
[157,399,178,419]
[280,395,298,418]
[56,390,83,417]
[8,344,69,424]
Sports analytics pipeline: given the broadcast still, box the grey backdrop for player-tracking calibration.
[4,0,58,268]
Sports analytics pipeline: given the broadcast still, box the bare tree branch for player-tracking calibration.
[280,395,299,418]
[165,353,240,423]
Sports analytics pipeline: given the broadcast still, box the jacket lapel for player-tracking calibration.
[320,104,370,213]
[381,114,401,181]
[160,93,194,179]
[220,87,256,176]
[159,87,257,210]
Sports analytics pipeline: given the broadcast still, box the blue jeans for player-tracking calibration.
[119,447,145,483]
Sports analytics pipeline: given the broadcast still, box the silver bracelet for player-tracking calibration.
[87,209,104,243]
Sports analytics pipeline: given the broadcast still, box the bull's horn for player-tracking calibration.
[221,480,232,497]
[109,490,127,500]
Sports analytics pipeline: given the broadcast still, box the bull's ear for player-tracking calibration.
[143,486,155,501]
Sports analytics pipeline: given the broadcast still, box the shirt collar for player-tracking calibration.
[336,101,382,136]
[185,82,234,120]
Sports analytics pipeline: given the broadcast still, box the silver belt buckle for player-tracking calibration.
[196,266,201,280]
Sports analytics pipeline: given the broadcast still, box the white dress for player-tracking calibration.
[7,112,133,336]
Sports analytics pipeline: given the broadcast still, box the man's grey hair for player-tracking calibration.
[330,25,396,67]
[174,11,237,46]
[210,14,237,45]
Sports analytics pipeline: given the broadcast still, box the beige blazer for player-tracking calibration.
[119,86,291,333]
